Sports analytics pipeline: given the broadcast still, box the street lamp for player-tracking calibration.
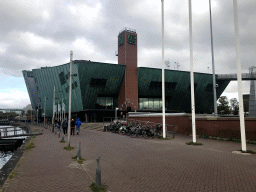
[161,0,166,138]
[189,0,196,143]
[209,0,218,116]
[115,108,119,122]
[44,97,48,128]
[37,103,39,125]
[31,108,32,123]
[68,50,73,147]
[52,87,62,132]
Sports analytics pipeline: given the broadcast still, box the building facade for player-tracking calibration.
[23,28,230,122]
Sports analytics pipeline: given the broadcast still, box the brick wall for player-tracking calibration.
[129,114,256,141]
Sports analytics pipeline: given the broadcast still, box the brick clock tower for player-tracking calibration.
[118,28,138,112]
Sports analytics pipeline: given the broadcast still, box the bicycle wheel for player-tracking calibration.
[126,130,131,136]
[136,130,143,138]
[130,131,136,138]
[155,131,161,138]
[143,131,149,139]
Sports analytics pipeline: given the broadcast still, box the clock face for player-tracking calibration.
[128,34,136,45]
[118,35,124,46]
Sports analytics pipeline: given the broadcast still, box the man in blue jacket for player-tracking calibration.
[75,118,82,135]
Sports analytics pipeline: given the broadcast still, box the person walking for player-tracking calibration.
[57,120,61,132]
[75,118,82,135]
[62,119,68,136]
[71,119,75,135]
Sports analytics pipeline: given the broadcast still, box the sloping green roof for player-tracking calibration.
[138,67,230,113]
[25,62,230,116]
[30,61,125,116]
[32,63,83,117]
[76,61,126,109]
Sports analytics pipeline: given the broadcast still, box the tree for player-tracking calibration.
[26,110,35,116]
[217,96,231,114]
[230,98,239,115]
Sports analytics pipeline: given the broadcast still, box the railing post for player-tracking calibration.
[95,157,101,186]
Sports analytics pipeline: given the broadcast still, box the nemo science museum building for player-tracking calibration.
[22,28,230,122]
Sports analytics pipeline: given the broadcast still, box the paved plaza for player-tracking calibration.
[1,123,256,192]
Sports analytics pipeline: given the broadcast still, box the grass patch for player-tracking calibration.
[157,137,172,140]
[72,156,85,164]
[247,140,256,144]
[89,182,106,192]
[64,146,74,151]
[25,141,35,151]
[17,158,24,167]
[60,140,65,143]
[247,150,256,154]
[199,134,209,139]
[8,171,16,179]
[186,141,203,146]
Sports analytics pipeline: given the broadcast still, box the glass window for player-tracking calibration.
[160,99,163,109]
[149,98,153,109]
[139,98,143,109]
[153,98,160,109]
[96,97,105,109]
[95,97,113,109]
[106,97,113,109]
[142,98,148,109]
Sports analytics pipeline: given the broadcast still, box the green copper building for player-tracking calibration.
[22,28,230,122]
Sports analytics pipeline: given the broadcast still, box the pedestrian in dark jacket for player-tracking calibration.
[57,120,61,132]
[71,119,75,135]
[75,118,82,135]
[62,119,68,135]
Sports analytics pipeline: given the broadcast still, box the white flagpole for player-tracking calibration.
[52,87,55,132]
[161,0,166,138]
[233,0,246,152]
[189,0,196,143]
[209,0,218,116]
[62,99,63,122]
[68,51,73,147]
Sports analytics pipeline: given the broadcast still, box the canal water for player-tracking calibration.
[0,126,27,169]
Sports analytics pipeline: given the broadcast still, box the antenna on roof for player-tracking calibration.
[174,62,180,70]
[164,59,170,68]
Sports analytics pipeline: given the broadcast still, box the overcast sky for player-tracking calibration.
[0,0,255,109]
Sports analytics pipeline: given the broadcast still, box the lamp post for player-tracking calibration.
[189,0,196,143]
[161,0,166,138]
[37,103,39,125]
[68,50,73,147]
[115,107,119,122]
[209,0,218,116]
[44,97,48,128]
[233,0,246,152]
[31,108,32,123]
[52,87,56,132]
[52,87,62,132]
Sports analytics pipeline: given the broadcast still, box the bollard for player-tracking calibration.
[77,141,81,160]
[61,133,65,141]
[95,157,101,186]
[58,131,60,138]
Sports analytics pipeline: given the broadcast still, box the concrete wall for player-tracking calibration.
[129,114,256,141]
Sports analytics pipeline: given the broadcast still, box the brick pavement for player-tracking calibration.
[2,123,256,192]
[1,124,92,192]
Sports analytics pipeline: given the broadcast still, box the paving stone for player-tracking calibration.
[1,123,256,192]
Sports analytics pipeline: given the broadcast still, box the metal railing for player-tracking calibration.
[217,73,256,80]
